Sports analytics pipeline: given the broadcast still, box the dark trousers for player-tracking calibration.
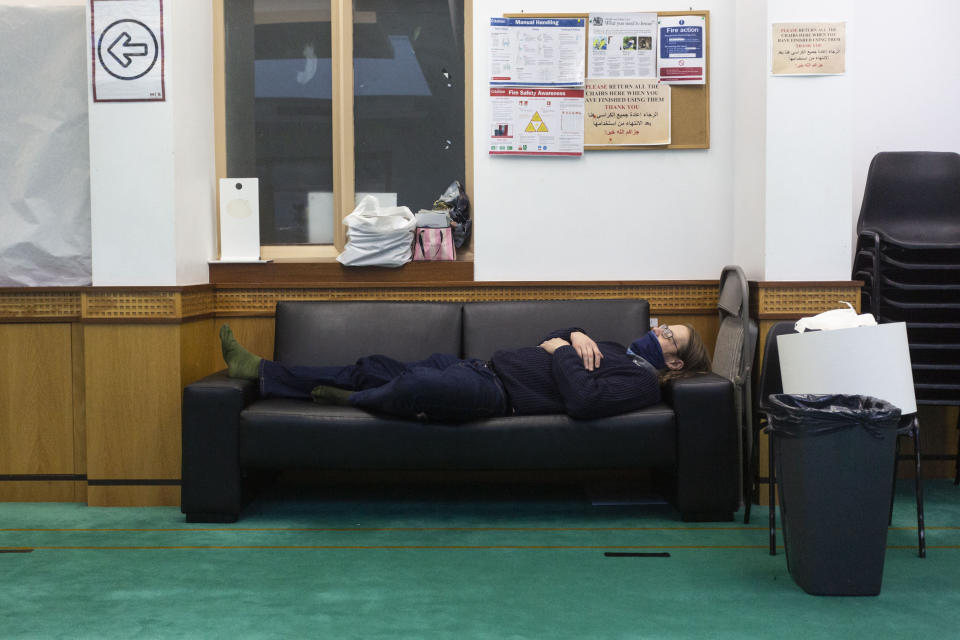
[260,353,509,422]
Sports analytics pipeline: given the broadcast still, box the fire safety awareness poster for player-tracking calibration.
[489,87,585,156]
[91,0,165,101]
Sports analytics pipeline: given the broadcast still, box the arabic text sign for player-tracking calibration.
[91,0,165,101]
[772,22,845,75]
[584,79,670,146]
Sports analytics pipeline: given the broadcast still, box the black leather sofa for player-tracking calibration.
[181,299,739,523]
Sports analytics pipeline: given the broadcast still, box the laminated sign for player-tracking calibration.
[91,0,165,102]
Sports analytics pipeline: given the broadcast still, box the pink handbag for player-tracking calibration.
[412,227,456,261]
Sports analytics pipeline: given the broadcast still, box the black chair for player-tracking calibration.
[743,321,793,552]
[712,266,758,514]
[751,321,926,558]
[852,151,960,483]
[856,151,960,248]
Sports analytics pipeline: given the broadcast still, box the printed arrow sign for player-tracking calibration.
[107,32,149,68]
[91,0,165,102]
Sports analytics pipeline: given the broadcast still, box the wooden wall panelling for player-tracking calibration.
[214,316,276,363]
[0,481,82,502]
[83,325,183,506]
[71,322,87,502]
[0,324,79,501]
[904,405,960,480]
[180,318,219,387]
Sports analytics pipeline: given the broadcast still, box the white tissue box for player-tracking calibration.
[415,211,450,228]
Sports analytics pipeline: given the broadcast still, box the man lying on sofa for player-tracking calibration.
[219,323,711,423]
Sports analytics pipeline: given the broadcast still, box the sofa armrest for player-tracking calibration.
[662,372,739,521]
[181,371,259,522]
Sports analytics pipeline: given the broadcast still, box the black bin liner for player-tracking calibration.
[767,394,901,596]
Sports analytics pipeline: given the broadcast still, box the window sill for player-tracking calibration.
[209,250,474,286]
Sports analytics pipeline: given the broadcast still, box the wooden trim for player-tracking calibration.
[464,0,474,251]
[212,0,225,260]
[0,282,872,322]
[211,283,720,316]
[259,246,340,260]
[754,281,863,288]
[86,485,180,507]
[71,323,87,483]
[750,281,863,319]
[0,475,86,482]
[210,260,475,285]
[331,0,353,252]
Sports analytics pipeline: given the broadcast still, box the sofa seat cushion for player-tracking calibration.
[240,399,677,470]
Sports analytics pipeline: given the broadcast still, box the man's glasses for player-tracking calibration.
[659,325,680,354]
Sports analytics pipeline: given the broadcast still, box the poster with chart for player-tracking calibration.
[489,87,584,156]
[488,17,586,86]
[587,12,657,79]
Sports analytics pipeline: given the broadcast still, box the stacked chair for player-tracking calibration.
[852,151,960,485]
[712,266,758,514]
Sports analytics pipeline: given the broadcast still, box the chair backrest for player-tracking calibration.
[756,321,797,413]
[857,151,960,247]
[713,265,758,384]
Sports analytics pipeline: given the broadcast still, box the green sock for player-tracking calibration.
[219,324,261,380]
[311,385,354,406]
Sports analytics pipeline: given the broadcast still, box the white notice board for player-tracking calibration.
[91,0,165,102]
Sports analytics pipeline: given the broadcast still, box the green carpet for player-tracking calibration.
[2,480,959,639]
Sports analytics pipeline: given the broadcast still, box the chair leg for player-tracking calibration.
[768,430,776,556]
[912,418,926,559]
[954,410,960,486]
[889,433,901,526]
[744,424,759,524]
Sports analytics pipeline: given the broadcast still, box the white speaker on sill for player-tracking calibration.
[218,178,263,262]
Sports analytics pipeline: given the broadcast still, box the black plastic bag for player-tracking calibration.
[431,180,471,248]
[766,393,901,440]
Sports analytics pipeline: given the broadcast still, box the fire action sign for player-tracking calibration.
[91,0,165,102]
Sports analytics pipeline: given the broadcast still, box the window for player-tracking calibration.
[220,0,468,255]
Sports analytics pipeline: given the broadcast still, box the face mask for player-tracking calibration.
[627,330,666,370]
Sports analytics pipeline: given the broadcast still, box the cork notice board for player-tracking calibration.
[503,10,710,150]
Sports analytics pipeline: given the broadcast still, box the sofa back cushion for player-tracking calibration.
[274,301,462,365]
[462,299,650,360]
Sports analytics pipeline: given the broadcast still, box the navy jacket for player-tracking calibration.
[490,328,661,419]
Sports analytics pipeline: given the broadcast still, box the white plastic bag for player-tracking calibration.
[794,302,878,333]
[337,195,416,267]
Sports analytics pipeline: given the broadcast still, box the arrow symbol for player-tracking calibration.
[107,32,148,68]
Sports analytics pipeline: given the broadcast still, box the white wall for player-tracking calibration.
[850,0,960,236]
[473,1,736,281]
[169,0,217,285]
[86,0,215,286]
[17,1,958,286]
[732,0,767,280]
[763,0,853,281]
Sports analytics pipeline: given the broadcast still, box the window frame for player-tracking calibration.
[212,0,474,260]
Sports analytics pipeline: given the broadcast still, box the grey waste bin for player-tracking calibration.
[767,394,901,596]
